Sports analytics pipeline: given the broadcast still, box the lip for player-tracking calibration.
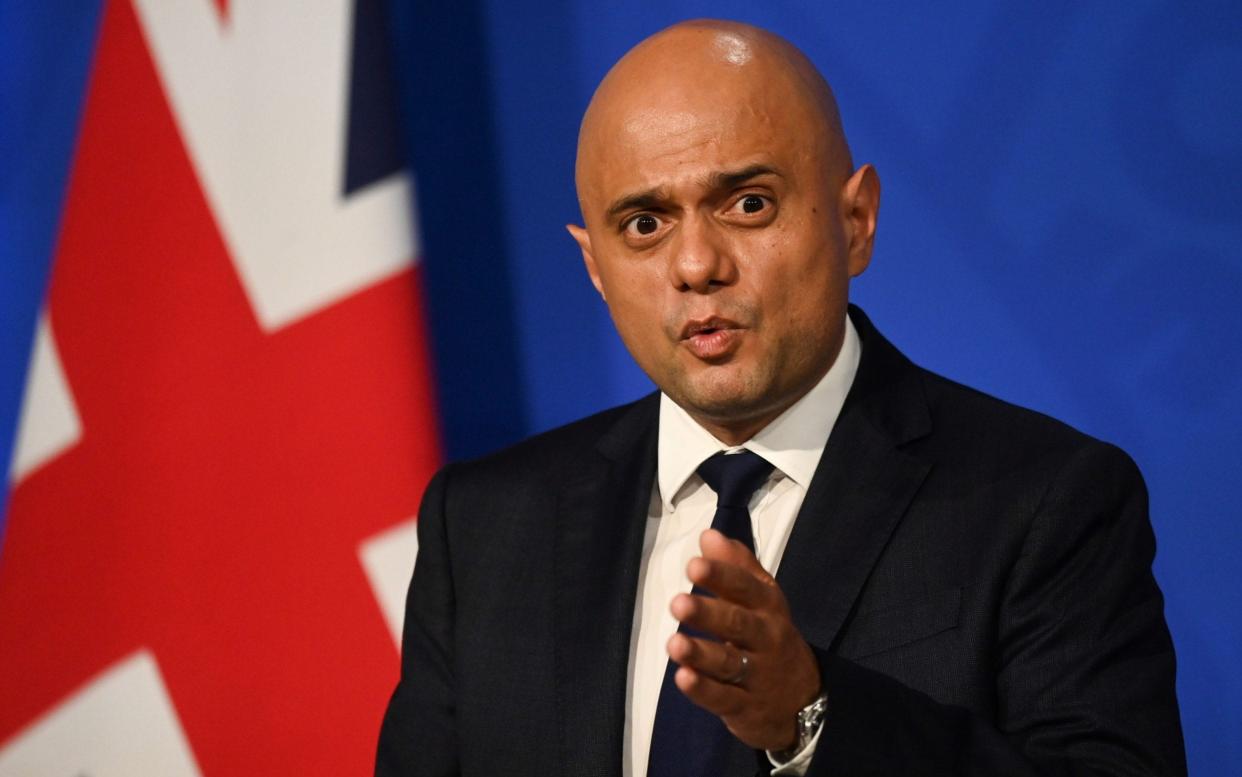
[680,317,745,360]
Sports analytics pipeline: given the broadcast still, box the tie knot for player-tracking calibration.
[696,450,774,509]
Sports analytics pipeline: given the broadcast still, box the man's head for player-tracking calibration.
[568,20,880,444]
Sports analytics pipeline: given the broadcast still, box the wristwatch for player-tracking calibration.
[774,691,829,763]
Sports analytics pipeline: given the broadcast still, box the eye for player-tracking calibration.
[726,193,773,218]
[624,213,663,237]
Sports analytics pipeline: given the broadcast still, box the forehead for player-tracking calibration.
[579,75,820,218]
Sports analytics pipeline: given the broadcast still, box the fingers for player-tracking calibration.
[672,662,749,719]
[699,528,771,581]
[667,631,749,685]
[686,557,775,611]
[687,534,782,611]
[671,530,790,647]
[670,627,822,752]
[665,530,824,752]
[671,590,768,648]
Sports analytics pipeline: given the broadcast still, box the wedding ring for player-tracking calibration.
[727,652,750,686]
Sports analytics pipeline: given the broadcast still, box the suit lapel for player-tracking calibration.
[776,308,933,651]
[547,308,931,772]
[553,396,659,777]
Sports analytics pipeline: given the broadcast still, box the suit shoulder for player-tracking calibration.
[849,307,1134,472]
[914,367,1138,474]
[439,393,657,490]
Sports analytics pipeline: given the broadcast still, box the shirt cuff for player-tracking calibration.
[766,719,824,776]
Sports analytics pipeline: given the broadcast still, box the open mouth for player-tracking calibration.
[681,317,744,360]
[681,317,738,340]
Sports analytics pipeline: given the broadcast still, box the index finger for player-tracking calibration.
[699,529,776,583]
[686,555,779,611]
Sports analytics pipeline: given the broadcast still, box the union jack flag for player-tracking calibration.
[0,1,439,773]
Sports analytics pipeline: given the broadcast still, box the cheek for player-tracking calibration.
[597,249,667,295]
[599,265,674,351]
[750,233,846,348]
[740,231,802,312]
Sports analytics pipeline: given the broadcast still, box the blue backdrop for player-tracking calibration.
[3,1,1238,773]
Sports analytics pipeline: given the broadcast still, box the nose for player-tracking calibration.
[668,214,736,293]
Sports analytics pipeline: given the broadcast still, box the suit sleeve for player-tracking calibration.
[376,465,461,777]
[805,442,1186,777]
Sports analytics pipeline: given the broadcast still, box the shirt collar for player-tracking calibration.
[656,314,861,512]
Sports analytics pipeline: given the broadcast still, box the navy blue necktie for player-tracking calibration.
[647,450,775,777]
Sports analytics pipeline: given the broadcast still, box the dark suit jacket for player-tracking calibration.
[376,307,1186,776]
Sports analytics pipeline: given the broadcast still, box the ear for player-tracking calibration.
[840,164,880,278]
[567,224,606,301]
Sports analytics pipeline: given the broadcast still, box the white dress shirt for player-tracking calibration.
[623,317,862,777]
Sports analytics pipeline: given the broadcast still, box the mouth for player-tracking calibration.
[680,317,745,360]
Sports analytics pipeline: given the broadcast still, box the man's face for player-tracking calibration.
[570,48,877,442]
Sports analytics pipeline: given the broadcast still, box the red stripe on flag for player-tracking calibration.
[0,0,439,773]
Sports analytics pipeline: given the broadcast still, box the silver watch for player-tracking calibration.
[774,691,829,762]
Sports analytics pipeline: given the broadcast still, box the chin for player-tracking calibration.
[673,371,773,421]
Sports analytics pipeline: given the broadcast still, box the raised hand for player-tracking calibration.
[666,528,823,751]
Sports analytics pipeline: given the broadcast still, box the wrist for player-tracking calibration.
[772,690,829,763]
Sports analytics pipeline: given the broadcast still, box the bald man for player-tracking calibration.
[377,20,1185,777]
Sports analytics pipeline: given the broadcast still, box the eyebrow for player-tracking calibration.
[708,164,780,191]
[605,190,669,222]
[602,164,782,223]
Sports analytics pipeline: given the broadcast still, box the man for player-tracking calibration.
[377,19,1185,776]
